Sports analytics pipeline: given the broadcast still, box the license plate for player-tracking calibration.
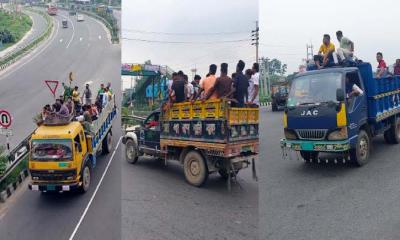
[301,142,314,151]
[47,185,56,191]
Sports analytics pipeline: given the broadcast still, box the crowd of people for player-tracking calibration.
[313,30,400,78]
[165,60,260,110]
[34,81,114,131]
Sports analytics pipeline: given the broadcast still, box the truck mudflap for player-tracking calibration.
[29,182,80,192]
[223,154,258,190]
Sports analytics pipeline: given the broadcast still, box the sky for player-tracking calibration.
[260,0,400,74]
[121,0,259,80]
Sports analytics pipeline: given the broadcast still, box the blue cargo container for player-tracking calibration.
[281,62,400,166]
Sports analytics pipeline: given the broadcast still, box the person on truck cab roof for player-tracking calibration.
[314,34,336,69]
[200,64,218,100]
[336,31,354,62]
[376,52,387,78]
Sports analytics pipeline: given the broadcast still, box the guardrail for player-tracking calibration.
[0,8,53,71]
[0,134,31,184]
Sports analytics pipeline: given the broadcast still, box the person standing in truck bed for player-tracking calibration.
[376,52,387,78]
[232,60,249,107]
[203,63,233,101]
[200,64,218,100]
[171,71,186,103]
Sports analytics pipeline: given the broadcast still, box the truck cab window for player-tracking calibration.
[145,112,160,130]
[74,135,82,152]
[345,72,364,99]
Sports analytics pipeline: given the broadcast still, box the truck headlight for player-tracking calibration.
[284,129,297,140]
[328,127,348,140]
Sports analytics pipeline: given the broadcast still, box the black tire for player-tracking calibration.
[125,139,139,164]
[300,151,319,162]
[384,118,400,144]
[272,101,278,112]
[183,151,208,187]
[78,164,91,193]
[350,130,370,166]
[102,131,113,154]
[218,169,239,179]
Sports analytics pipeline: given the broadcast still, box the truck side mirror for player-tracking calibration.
[336,88,345,102]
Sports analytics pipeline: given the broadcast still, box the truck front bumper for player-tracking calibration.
[280,139,351,152]
[29,182,80,192]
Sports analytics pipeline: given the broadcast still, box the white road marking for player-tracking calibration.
[98,35,102,40]
[68,137,122,240]
[79,37,83,41]
[57,13,75,49]
[59,39,63,43]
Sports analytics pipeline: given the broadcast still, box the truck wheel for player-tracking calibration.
[183,151,208,187]
[102,131,113,154]
[384,118,400,144]
[78,164,91,193]
[125,139,139,164]
[300,151,319,163]
[350,130,370,166]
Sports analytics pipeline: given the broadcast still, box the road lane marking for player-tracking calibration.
[98,35,102,40]
[79,37,83,41]
[60,39,63,43]
[57,13,75,49]
[68,137,122,240]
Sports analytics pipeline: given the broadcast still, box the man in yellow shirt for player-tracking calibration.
[314,34,335,69]
[72,86,80,104]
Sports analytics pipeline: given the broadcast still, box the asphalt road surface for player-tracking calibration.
[0,8,121,240]
[259,107,400,240]
[121,150,259,239]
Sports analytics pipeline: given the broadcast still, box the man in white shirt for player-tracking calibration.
[336,31,354,62]
[247,63,260,106]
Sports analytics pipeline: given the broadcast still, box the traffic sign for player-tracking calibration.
[0,110,12,128]
[0,128,12,136]
[45,80,59,98]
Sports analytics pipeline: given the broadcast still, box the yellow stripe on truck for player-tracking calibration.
[337,103,347,127]
[283,112,288,128]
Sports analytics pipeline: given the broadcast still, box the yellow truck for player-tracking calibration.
[28,98,117,193]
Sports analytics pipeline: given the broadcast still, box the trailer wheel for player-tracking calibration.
[102,131,113,154]
[384,118,400,144]
[300,151,319,163]
[183,151,208,187]
[78,164,91,193]
[125,139,139,164]
[350,130,370,166]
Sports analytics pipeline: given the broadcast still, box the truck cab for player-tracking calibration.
[29,122,94,192]
[281,63,400,165]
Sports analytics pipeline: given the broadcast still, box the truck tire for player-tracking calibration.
[300,151,319,162]
[125,139,139,164]
[78,164,91,193]
[272,101,278,112]
[350,130,370,166]
[183,151,208,187]
[102,131,113,154]
[384,118,400,144]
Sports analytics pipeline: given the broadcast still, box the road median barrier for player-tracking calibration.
[0,7,53,72]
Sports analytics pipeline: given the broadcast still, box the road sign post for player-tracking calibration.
[0,110,12,153]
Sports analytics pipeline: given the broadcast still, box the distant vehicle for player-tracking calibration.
[77,14,84,22]
[47,5,58,15]
[62,19,68,28]
[69,10,76,16]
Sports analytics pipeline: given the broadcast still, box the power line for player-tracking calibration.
[121,37,251,44]
[122,28,251,36]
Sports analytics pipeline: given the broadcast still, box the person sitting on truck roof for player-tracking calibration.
[200,64,218,100]
[336,31,354,62]
[232,60,249,107]
[314,34,336,69]
[203,63,234,101]
[394,59,400,75]
[376,52,388,78]
[89,103,99,121]
[65,96,75,116]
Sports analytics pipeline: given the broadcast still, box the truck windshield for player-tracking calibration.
[287,72,342,106]
[31,139,72,161]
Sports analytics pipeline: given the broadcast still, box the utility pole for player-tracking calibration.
[251,21,259,64]
[306,43,314,62]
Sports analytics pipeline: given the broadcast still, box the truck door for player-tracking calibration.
[140,112,161,150]
[345,71,367,138]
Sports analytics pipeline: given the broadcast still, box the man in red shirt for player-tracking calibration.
[376,52,387,78]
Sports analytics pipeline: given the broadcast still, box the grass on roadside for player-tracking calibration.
[0,155,28,192]
[0,10,33,49]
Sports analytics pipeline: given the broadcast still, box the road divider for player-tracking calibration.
[0,8,54,72]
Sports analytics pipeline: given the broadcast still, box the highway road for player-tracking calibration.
[0,8,121,240]
[121,149,259,239]
[259,107,400,240]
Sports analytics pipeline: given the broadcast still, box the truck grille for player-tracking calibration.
[30,169,76,181]
[296,129,327,140]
